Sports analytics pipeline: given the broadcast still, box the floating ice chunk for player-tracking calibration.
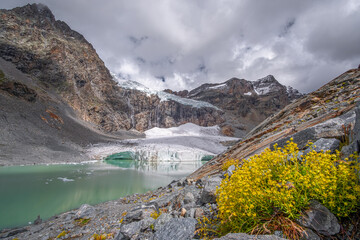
[57,177,75,182]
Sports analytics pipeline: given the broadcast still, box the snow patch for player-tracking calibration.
[208,83,227,90]
[244,92,252,96]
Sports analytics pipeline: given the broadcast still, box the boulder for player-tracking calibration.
[272,110,356,150]
[341,102,360,159]
[300,228,320,240]
[154,218,197,240]
[297,200,340,236]
[74,204,95,219]
[153,213,172,231]
[200,176,222,204]
[119,221,143,239]
[213,233,287,240]
[183,192,195,205]
[304,138,340,154]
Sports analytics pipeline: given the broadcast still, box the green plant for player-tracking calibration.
[74,217,91,226]
[217,140,360,239]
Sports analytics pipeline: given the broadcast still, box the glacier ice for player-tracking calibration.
[111,73,219,109]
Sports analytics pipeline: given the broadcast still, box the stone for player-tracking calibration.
[304,138,340,154]
[183,192,195,204]
[124,210,143,223]
[154,218,197,240]
[341,102,360,159]
[300,228,320,240]
[180,208,187,217]
[194,208,205,219]
[153,213,172,232]
[213,232,287,240]
[75,204,95,219]
[34,215,42,225]
[226,165,236,177]
[297,200,340,236]
[120,221,143,239]
[200,176,222,205]
[272,110,356,150]
[185,208,195,218]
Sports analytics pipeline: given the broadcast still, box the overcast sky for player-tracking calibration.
[1,1,360,93]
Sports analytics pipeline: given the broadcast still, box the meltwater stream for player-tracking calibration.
[0,160,204,230]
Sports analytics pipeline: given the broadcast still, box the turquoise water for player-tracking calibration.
[0,161,202,230]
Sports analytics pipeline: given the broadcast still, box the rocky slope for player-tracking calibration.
[167,75,302,137]
[0,3,224,134]
[190,68,360,180]
[0,57,146,165]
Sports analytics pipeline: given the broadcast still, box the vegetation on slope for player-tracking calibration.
[215,140,360,239]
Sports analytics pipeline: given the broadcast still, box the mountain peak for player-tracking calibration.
[13,3,55,22]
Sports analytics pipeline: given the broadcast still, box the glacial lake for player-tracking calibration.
[0,160,204,230]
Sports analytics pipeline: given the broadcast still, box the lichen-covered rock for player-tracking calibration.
[154,218,197,240]
[297,200,340,236]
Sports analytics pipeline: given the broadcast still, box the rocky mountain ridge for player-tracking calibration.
[0,3,303,140]
[0,3,224,135]
[166,75,302,137]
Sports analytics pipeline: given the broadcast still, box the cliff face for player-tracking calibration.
[169,75,302,137]
[0,4,224,132]
[190,68,360,180]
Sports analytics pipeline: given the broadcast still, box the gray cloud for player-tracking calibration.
[1,0,359,93]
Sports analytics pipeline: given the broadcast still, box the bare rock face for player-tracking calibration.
[0,4,224,133]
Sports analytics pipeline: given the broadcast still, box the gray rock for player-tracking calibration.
[120,221,143,239]
[75,204,95,219]
[114,231,125,240]
[213,233,287,240]
[34,215,42,225]
[183,192,195,204]
[124,210,143,223]
[297,200,340,236]
[154,218,197,240]
[226,165,236,177]
[304,138,340,154]
[341,102,360,159]
[194,208,205,219]
[272,110,356,150]
[185,208,195,218]
[300,228,320,240]
[140,217,155,231]
[153,213,172,231]
[200,176,222,205]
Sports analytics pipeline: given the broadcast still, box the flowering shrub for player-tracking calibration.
[216,140,360,238]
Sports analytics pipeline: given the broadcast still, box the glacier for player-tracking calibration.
[111,74,219,109]
[87,123,239,172]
